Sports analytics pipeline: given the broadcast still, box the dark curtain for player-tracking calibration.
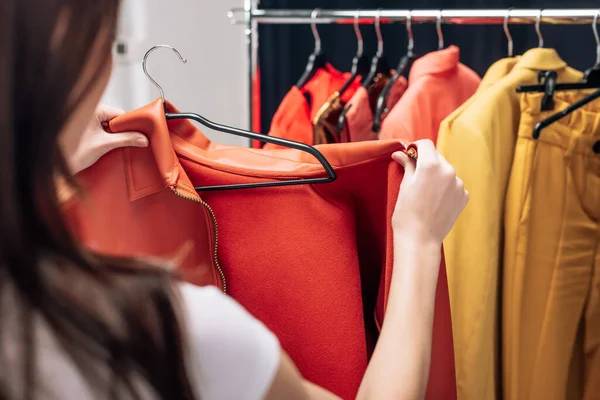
[259,0,598,133]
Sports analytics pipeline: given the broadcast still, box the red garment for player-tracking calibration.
[341,76,408,143]
[65,99,456,399]
[265,64,360,148]
[251,66,262,148]
[380,46,480,143]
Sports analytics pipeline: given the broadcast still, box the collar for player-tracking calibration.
[105,99,411,201]
[409,45,460,82]
[514,48,567,71]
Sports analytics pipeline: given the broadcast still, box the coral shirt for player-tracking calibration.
[380,46,481,143]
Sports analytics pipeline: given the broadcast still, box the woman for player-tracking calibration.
[0,0,468,399]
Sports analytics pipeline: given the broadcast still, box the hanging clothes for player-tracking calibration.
[265,64,355,148]
[379,45,480,143]
[503,91,600,400]
[436,48,583,400]
[427,55,517,400]
[311,74,363,145]
[340,76,408,143]
[64,99,457,400]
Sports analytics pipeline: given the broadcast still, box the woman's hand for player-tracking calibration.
[392,139,468,246]
[67,105,148,175]
[355,140,468,400]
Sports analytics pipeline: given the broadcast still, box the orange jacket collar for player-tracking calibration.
[105,99,415,201]
[104,99,200,201]
[409,45,461,83]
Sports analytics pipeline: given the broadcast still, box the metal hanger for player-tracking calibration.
[517,9,600,99]
[504,9,514,57]
[296,9,327,88]
[372,11,416,133]
[535,10,544,48]
[362,9,392,88]
[338,10,371,97]
[436,10,444,50]
[531,9,600,140]
[336,10,373,131]
[142,45,337,191]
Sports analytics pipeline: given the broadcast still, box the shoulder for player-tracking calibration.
[179,284,281,400]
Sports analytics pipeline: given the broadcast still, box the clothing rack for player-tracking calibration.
[227,5,600,134]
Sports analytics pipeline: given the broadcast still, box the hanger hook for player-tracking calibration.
[311,8,322,54]
[504,9,514,57]
[593,9,600,65]
[406,11,414,54]
[375,8,384,56]
[142,45,187,102]
[436,10,444,50]
[354,9,364,56]
[535,10,544,48]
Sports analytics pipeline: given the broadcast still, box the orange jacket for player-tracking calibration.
[265,63,361,148]
[65,99,456,399]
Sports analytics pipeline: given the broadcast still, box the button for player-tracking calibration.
[594,140,600,154]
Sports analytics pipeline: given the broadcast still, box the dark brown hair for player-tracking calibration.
[0,0,196,398]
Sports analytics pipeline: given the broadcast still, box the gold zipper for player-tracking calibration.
[171,188,227,293]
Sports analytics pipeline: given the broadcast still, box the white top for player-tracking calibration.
[180,284,281,400]
[2,283,281,400]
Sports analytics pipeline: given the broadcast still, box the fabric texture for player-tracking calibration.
[65,99,456,400]
[340,76,408,143]
[379,45,481,143]
[503,91,600,400]
[265,64,355,148]
[436,48,583,400]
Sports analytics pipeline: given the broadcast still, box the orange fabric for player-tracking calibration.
[266,64,358,148]
[380,46,480,143]
[341,76,408,143]
[65,99,456,399]
[313,73,387,145]
[251,66,262,148]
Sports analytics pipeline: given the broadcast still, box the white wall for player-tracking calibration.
[103,0,248,146]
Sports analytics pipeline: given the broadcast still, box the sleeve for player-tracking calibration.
[179,284,281,400]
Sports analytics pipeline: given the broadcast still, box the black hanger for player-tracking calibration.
[296,9,327,88]
[338,10,371,97]
[525,10,600,139]
[335,11,372,132]
[165,112,336,191]
[516,11,600,112]
[142,45,337,191]
[373,13,417,133]
[362,10,392,89]
[533,88,600,139]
